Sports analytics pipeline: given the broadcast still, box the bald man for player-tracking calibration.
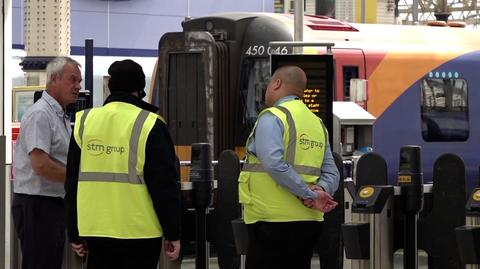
[239,65,339,269]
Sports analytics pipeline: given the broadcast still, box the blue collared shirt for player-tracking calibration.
[247,96,340,200]
[13,91,71,197]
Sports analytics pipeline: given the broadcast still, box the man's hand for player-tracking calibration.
[304,185,338,212]
[164,239,181,261]
[71,241,88,257]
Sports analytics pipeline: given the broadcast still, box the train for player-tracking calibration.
[150,12,480,193]
[9,12,480,268]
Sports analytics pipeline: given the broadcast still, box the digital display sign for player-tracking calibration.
[271,54,334,145]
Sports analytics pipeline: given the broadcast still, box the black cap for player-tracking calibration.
[108,59,146,93]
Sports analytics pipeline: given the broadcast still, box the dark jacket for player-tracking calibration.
[65,92,181,242]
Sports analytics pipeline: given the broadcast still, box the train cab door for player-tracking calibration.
[154,31,221,180]
[331,48,370,157]
[154,30,231,169]
[332,48,366,103]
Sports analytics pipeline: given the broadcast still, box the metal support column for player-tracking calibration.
[0,137,6,268]
[85,39,94,108]
[361,0,366,23]
[294,0,304,54]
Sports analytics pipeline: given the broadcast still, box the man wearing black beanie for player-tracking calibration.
[65,59,181,268]
[107,59,147,98]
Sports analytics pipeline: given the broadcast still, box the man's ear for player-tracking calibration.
[50,73,58,84]
[273,78,282,91]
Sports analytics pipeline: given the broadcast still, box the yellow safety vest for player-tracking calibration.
[73,102,163,239]
[239,99,327,224]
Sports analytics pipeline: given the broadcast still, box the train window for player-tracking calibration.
[343,66,359,101]
[240,59,270,127]
[421,78,469,142]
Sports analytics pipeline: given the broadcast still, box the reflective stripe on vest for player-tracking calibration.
[78,108,91,141]
[77,109,150,185]
[242,163,321,175]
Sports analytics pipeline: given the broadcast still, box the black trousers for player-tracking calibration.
[246,221,322,269]
[85,238,163,269]
[11,193,65,269]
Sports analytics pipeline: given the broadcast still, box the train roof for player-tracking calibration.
[188,12,480,54]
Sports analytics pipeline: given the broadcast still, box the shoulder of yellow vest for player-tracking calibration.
[261,106,281,115]
[75,108,90,122]
[75,110,84,119]
[157,114,166,124]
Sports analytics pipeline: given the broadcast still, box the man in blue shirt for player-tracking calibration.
[240,65,339,269]
[12,56,82,269]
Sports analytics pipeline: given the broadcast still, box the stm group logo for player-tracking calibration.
[86,139,125,156]
[299,134,324,150]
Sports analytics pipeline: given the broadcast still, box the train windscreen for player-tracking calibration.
[240,58,270,129]
[421,78,469,142]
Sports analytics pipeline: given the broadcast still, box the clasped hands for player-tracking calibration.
[72,239,181,261]
[303,185,338,212]
[71,241,88,257]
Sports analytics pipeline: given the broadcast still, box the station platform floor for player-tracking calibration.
[179,252,429,269]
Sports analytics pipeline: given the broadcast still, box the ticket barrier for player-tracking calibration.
[342,185,394,269]
[456,187,480,268]
[397,146,424,269]
[343,149,466,269]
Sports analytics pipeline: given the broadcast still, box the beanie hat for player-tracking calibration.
[108,59,146,93]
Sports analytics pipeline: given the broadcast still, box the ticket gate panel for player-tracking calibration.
[459,217,480,269]
[350,214,370,269]
[456,188,480,268]
[342,185,394,269]
[371,199,393,269]
[343,221,369,260]
[455,225,480,266]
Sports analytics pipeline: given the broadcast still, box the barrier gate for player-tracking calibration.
[343,148,467,269]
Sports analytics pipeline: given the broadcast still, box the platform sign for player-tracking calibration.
[271,54,334,145]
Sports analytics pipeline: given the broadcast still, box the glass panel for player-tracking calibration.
[240,59,271,128]
[343,66,359,101]
[421,78,469,142]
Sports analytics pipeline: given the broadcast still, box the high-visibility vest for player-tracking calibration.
[239,99,327,224]
[73,101,163,239]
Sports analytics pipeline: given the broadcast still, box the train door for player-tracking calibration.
[157,32,214,168]
[167,52,206,146]
[332,48,366,102]
[155,31,225,180]
[330,48,368,156]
